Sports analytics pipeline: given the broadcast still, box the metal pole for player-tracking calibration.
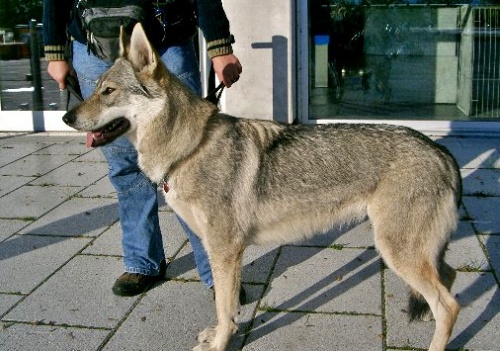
[29,19,43,111]
[198,28,211,98]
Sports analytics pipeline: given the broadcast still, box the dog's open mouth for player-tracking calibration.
[87,117,130,147]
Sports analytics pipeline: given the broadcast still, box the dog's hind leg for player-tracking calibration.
[194,242,245,351]
[369,193,460,351]
[378,248,459,351]
[396,262,459,351]
[409,256,457,322]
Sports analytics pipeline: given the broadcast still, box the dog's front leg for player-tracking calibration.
[194,244,244,351]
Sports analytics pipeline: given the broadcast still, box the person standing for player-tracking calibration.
[43,0,242,297]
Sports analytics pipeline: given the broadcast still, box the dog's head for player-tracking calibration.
[62,23,168,146]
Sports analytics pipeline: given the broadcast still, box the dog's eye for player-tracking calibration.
[102,87,115,95]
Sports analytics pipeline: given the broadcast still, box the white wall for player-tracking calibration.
[221,0,296,123]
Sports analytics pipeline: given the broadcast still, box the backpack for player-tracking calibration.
[75,0,196,62]
[75,0,150,61]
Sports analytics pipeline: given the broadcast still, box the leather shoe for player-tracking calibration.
[112,259,166,297]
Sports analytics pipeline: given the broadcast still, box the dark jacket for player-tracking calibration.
[43,0,234,61]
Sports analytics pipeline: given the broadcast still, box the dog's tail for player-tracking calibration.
[408,289,431,322]
[407,248,457,322]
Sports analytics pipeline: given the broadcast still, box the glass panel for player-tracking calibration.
[0,2,81,113]
[0,23,78,112]
[310,1,500,121]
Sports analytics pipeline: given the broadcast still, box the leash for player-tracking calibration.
[204,82,225,106]
[65,75,84,110]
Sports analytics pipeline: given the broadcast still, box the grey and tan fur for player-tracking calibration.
[63,23,462,351]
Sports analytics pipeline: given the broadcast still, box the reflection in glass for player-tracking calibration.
[310,1,500,121]
[0,22,79,112]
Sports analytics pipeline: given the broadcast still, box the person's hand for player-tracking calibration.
[211,54,242,88]
[47,60,71,90]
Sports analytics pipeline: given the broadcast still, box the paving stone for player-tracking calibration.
[462,196,500,234]
[77,176,116,198]
[242,245,280,284]
[447,221,490,271]
[34,142,89,156]
[243,311,382,351]
[0,154,77,177]
[385,270,500,350]
[74,148,107,162]
[4,134,80,144]
[30,161,108,187]
[164,244,199,282]
[458,201,468,220]
[103,281,217,351]
[450,272,500,350]
[0,218,30,242]
[262,246,382,315]
[455,137,500,169]
[0,294,22,316]
[103,282,262,351]
[0,235,91,294]
[434,136,463,158]
[4,255,137,328]
[81,222,123,256]
[0,142,48,167]
[166,242,280,287]
[462,168,500,196]
[479,235,500,274]
[0,134,498,351]
[385,268,447,350]
[294,220,375,248]
[157,189,168,208]
[159,212,193,259]
[19,197,118,237]
[0,174,36,197]
[0,185,83,219]
[0,322,109,351]
[447,143,491,169]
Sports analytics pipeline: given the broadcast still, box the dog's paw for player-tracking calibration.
[197,326,217,343]
[193,328,219,351]
[193,345,220,351]
[193,344,218,351]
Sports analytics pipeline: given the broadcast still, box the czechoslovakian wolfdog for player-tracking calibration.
[63,23,461,351]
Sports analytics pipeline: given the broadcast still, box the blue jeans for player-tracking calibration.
[72,40,214,287]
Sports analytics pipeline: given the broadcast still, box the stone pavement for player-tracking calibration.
[0,132,499,351]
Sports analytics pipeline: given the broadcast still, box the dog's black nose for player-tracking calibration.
[62,110,75,126]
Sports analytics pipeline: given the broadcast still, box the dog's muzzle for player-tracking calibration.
[62,110,77,127]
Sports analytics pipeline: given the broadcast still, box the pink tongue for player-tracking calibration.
[86,132,102,148]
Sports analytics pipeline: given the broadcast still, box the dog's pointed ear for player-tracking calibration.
[127,23,157,73]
